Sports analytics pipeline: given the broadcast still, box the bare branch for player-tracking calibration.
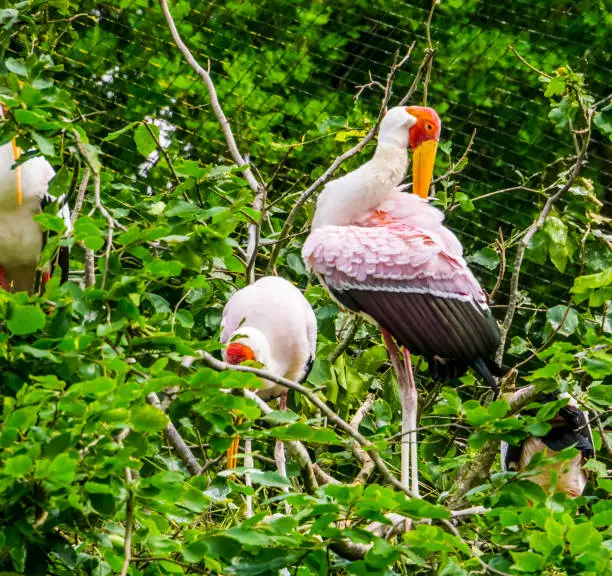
[158,0,265,282]
[267,43,416,274]
[352,393,376,485]
[84,248,95,288]
[70,166,90,226]
[509,45,552,79]
[146,392,203,475]
[119,468,134,576]
[488,228,506,303]
[328,317,360,364]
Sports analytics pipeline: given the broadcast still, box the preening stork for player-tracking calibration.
[302,106,501,492]
[0,106,70,294]
[220,276,317,469]
[502,392,594,498]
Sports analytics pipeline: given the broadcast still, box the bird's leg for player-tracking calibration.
[227,414,243,469]
[244,438,253,518]
[403,349,419,497]
[275,389,292,514]
[381,329,411,491]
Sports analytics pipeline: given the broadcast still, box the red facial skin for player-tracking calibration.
[406,106,441,149]
[226,342,256,365]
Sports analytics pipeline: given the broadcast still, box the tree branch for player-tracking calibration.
[119,468,134,576]
[158,0,265,282]
[146,392,203,475]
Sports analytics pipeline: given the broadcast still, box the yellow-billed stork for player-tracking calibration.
[302,106,501,492]
[0,106,70,294]
[220,276,317,469]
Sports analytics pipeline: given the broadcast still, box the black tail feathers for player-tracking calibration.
[471,357,501,399]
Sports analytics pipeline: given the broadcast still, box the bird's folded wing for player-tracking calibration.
[303,224,487,306]
[303,224,499,361]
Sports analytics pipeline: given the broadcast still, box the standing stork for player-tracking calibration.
[302,106,501,493]
[502,392,594,498]
[220,276,317,474]
[0,105,70,294]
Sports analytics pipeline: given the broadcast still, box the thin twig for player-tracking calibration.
[440,519,511,576]
[119,468,134,576]
[158,0,265,283]
[398,48,436,106]
[101,226,113,290]
[70,166,90,226]
[267,43,416,274]
[512,223,590,370]
[244,389,318,493]
[200,351,416,498]
[328,317,360,363]
[422,0,438,105]
[143,119,180,186]
[488,228,506,303]
[508,45,552,79]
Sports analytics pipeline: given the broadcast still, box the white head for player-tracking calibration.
[223,326,271,369]
[377,106,417,149]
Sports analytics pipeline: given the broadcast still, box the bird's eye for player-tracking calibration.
[426,123,434,131]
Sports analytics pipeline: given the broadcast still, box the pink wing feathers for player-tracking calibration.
[303,191,500,377]
[304,192,487,309]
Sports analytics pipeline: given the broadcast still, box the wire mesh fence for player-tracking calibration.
[20,0,611,310]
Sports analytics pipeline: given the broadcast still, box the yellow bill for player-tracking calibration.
[12,139,22,206]
[412,139,438,199]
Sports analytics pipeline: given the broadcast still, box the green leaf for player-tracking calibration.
[145,260,184,278]
[263,410,300,424]
[134,122,159,156]
[510,551,544,572]
[47,454,77,484]
[7,304,46,335]
[104,121,140,142]
[131,405,169,433]
[466,247,500,270]
[545,305,579,336]
[32,132,54,156]
[4,454,34,477]
[544,75,565,97]
[5,58,28,77]
[583,353,612,380]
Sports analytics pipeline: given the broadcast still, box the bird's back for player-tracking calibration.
[221,277,317,382]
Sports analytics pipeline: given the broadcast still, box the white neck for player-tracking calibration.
[311,142,408,228]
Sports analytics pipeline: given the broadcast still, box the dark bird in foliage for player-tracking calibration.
[502,392,594,498]
[0,105,70,295]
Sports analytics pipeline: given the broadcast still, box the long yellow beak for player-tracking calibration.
[12,139,22,206]
[412,139,437,199]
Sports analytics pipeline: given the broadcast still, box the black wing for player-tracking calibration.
[331,287,500,384]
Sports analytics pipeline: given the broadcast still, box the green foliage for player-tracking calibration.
[0,0,610,575]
